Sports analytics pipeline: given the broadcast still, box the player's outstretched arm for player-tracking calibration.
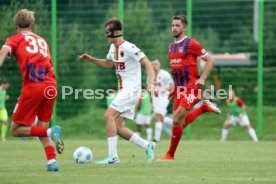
[79,53,113,68]
[0,47,10,67]
[196,55,214,89]
[140,57,155,92]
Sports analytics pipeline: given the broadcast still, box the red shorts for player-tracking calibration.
[173,88,202,111]
[12,83,57,126]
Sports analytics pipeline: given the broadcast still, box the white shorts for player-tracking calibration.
[110,88,141,120]
[226,113,250,126]
[136,113,152,125]
[152,95,169,116]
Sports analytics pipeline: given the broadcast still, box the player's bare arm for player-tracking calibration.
[79,54,114,68]
[0,47,10,67]
[196,54,214,89]
[241,104,246,111]
[140,57,155,92]
[168,81,175,95]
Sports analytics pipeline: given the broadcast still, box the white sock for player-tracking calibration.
[129,133,149,149]
[163,117,172,137]
[163,125,172,137]
[248,128,258,142]
[154,122,163,142]
[108,136,118,157]
[47,159,56,165]
[46,129,51,137]
[135,131,141,137]
[221,128,229,142]
[146,128,152,141]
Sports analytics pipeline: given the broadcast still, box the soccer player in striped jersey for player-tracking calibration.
[0,9,64,171]
[79,18,156,164]
[221,90,258,142]
[161,15,221,160]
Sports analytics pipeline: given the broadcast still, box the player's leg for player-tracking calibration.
[144,115,152,141]
[37,88,64,155]
[96,107,121,164]
[10,121,63,152]
[153,113,164,142]
[240,114,258,142]
[221,121,231,142]
[153,96,169,142]
[163,116,172,137]
[135,113,144,137]
[183,100,221,129]
[115,115,155,164]
[36,121,59,172]
[161,106,189,160]
[0,108,9,141]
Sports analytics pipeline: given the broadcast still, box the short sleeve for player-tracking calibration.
[128,44,145,62]
[236,98,244,107]
[3,36,17,56]
[189,39,208,58]
[163,71,173,85]
[106,45,114,61]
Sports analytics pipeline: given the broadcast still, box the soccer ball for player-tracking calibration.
[73,147,93,164]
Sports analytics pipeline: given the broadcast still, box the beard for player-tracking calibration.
[173,32,182,38]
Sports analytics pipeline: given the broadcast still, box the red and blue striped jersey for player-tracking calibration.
[168,36,208,89]
[3,31,56,85]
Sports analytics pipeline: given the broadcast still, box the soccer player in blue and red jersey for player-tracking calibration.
[161,15,221,160]
[0,9,64,171]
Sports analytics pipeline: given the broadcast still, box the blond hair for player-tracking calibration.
[14,9,35,28]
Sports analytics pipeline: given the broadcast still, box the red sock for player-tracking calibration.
[183,106,205,129]
[45,145,56,160]
[167,126,183,157]
[30,126,48,137]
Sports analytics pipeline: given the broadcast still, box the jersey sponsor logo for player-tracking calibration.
[170,58,182,64]
[178,47,183,53]
[115,62,125,71]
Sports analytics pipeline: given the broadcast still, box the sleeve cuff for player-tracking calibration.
[199,52,209,58]
[2,45,12,57]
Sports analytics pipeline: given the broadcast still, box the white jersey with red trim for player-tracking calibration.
[106,41,145,90]
[154,69,173,94]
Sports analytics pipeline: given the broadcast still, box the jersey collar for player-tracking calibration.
[174,36,187,44]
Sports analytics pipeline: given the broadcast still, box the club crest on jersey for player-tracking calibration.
[120,51,124,57]
[178,47,183,53]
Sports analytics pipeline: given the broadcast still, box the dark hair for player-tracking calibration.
[173,15,188,25]
[105,18,123,30]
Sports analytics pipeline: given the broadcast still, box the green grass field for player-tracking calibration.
[0,140,275,184]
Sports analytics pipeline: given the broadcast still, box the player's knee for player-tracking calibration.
[172,117,182,126]
[11,127,19,137]
[223,122,229,129]
[245,125,251,129]
[104,112,115,123]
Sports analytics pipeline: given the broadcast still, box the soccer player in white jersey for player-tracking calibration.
[79,18,155,164]
[151,59,174,143]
